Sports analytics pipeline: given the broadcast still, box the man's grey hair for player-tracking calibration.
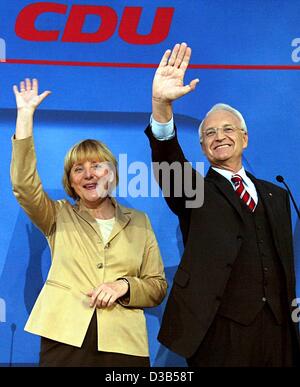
[198,103,248,143]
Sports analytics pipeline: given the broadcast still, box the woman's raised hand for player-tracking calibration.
[13,78,51,113]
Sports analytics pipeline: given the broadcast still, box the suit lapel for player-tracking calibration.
[246,172,282,257]
[206,168,245,222]
[73,202,102,239]
[73,198,131,243]
[207,168,283,259]
[107,202,131,244]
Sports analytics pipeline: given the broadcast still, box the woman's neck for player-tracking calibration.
[81,197,115,219]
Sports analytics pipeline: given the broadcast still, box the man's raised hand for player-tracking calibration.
[152,42,199,103]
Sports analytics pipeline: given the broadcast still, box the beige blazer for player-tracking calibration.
[11,136,167,357]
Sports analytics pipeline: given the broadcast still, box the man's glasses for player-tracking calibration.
[203,125,245,139]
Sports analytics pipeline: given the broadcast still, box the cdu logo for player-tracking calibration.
[15,3,174,45]
[0,38,6,62]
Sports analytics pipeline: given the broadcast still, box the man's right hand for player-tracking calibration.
[152,42,199,122]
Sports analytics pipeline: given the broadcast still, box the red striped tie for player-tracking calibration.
[231,174,256,212]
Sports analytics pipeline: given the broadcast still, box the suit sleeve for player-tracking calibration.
[145,124,203,216]
[285,190,294,238]
[10,136,63,236]
[119,214,167,308]
[284,190,297,287]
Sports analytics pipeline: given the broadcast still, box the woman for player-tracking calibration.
[11,78,167,367]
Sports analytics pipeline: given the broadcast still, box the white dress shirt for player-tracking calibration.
[212,167,258,205]
[150,115,175,140]
[95,217,115,244]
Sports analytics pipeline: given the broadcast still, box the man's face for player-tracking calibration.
[201,110,248,170]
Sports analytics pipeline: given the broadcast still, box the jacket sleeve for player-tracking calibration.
[145,124,203,216]
[10,136,63,236]
[119,214,168,308]
[284,189,296,288]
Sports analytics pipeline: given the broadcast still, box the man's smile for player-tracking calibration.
[213,144,232,150]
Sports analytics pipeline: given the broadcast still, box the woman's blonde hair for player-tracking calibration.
[63,139,119,200]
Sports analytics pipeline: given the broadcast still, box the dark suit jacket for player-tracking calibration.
[145,125,299,358]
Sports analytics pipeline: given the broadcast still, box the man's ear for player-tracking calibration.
[200,141,207,155]
[242,132,248,149]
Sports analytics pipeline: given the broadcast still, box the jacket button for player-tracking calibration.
[262,297,267,302]
[216,295,222,301]
[97,263,103,269]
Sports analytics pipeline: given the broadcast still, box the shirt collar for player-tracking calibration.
[212,166,249,186]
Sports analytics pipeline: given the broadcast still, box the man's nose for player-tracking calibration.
[215,128,226,140]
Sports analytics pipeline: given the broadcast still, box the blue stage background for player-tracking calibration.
[0,0,300,366]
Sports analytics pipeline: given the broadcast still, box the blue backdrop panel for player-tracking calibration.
[0,0,300,366]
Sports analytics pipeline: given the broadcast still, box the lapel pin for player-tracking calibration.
[269,192,272,197]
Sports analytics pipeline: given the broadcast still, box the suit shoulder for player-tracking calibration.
[121,205,153,229]
[256,178,287,196]
[118,203,148,219]
[59,198,77,209]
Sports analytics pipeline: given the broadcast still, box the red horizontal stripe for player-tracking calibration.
[3,59,157,68]
[1,58,300,70]
[189,64,300,70]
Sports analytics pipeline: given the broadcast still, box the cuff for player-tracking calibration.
[150,115,175,141]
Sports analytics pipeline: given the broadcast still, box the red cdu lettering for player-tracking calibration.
[119,7,174,45]
[15,2,67,41]
[62,5,118,43]
[15,2,174,44]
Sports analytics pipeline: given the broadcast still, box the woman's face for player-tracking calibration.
[70,159,114,204]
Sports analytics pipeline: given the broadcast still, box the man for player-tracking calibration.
[145,42,300,366]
